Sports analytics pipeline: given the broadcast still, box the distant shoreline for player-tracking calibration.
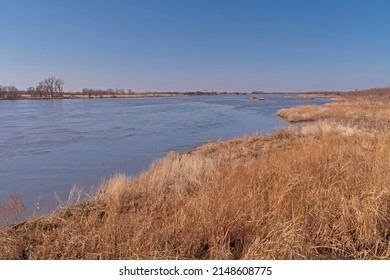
[1,91,345,101]
[284,92,342,100]
[0,91,247,101]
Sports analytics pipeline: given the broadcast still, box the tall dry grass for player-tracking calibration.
[0,194,25,225]
[1,89,390,260]
[277,98,390,132]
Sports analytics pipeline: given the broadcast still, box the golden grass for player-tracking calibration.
[1,88,390,260]
[0,194,25,225]
[277,100,390,132]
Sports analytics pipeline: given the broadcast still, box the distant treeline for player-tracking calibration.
[0,89,245,100]
[1,77,64,100]
[298,88,390,100]
[77,89,244,98]
[4,77,389,101]
[0,85,20,100]
[343,87,390,101]
[0,77,245,100]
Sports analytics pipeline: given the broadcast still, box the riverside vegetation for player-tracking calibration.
[0,88,390,259]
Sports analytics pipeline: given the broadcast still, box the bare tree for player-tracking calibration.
[115,88,125,95]
[26,86,38,97]
[0,85,20,99]
[36,77,64,97]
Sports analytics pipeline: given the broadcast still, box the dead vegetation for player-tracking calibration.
[277,87,390,131]
[1,88,390,260]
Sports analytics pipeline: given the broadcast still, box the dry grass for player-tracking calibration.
[0,195,25,225]
[1,88,390,260]
[277,101,390,124]
[277,92,390,132]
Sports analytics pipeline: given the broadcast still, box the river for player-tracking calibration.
[0,94,329,213]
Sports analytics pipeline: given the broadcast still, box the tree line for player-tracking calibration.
[80,88,133,98]
[1,77,242,100]
[0,85,20,99]
[0,77,137,100]
[0,77,64,99]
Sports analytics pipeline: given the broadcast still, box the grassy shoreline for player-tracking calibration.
[1,88,390,259]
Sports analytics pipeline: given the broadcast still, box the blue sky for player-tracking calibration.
[1,0,390,92]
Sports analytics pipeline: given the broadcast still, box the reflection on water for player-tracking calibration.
[0,94,330,212]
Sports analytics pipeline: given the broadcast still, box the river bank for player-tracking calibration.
[1,88,389,260]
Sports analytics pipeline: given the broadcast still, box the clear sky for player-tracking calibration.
[1,0,390,92]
